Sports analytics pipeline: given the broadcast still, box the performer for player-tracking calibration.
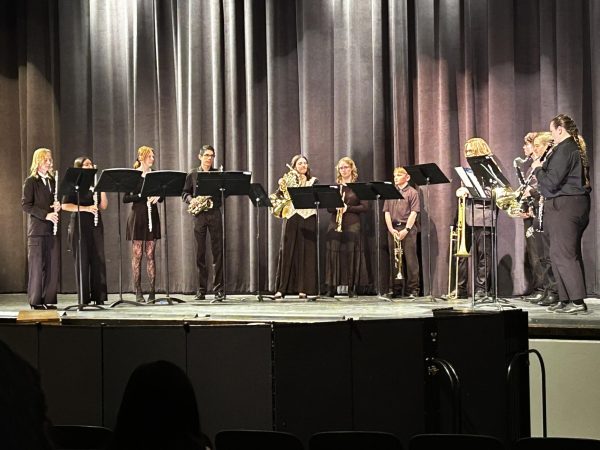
[124,146,161,302]
[182,144,224,302]
[518,133,558,306]
[454,138,495,301]
[21,148,61,309]
[383,166,420,298]
[61,156,108,305]
[324,157,369,297]
[273,154,318,299]
[531,114,591,314]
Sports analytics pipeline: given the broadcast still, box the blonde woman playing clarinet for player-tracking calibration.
[21,148,61,309]
[124,146,162,302]
[61,156,108,305]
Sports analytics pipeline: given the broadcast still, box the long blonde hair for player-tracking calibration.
[336,157,358,183]
[133,146,154,169]
[29,148,53,178]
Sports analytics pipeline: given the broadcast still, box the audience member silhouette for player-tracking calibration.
[0,339,53,450]
[109,360,211,450]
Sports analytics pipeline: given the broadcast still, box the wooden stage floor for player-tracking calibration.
[1,292,599,339]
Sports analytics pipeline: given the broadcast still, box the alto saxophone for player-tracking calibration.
[393,233,404,280]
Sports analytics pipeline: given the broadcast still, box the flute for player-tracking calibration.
[53,170,58,236]
[147,199,153,232]
[93,167,99,227]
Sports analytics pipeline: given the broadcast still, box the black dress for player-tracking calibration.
[124,177,162,241]
[64,188,107,304]
[324,185,369,294]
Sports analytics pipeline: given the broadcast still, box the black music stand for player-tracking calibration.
[467,156,515,309]
[245,183,272,302]
[59,167,104,311]
[96,169,144,308]
[141,170,187,305]
[287,185,344,300]
[347,181,402,301]
[404,163,450,302]
[195,171,252,303]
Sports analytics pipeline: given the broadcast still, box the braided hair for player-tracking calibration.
[551,114,590,188]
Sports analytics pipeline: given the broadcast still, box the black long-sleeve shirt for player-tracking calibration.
[533,136,590,198]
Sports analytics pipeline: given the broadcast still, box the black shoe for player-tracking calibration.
[30,304,47,310]
[194,291,206,301]
[325,289,336,298]
[385,291,398,299]
[537,293,559,306]
[213,291,225,302]
[135,288,145,303]
[546,301,567,312]
[45,304,57,310]
[348,289,357,298]
[148,290,156,302]
[554,301,588,315]
[442,289,467,300]
[525,291,546,303]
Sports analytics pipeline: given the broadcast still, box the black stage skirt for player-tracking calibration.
[275,214,317,295]
[126,200,161,241]
[324,220,369,292]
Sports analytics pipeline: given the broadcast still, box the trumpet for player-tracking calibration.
[269,164,300,219]
[393,232,404,280]
[335,188,345,232]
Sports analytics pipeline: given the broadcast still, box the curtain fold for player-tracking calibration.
[1,0,597,296]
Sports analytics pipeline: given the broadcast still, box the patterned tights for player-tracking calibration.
[132,240,156,290]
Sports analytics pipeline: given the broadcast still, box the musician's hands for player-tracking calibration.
[530,158,543,170]
[46,212,59,224]
[456,187,469,198]
[86,204,99,214]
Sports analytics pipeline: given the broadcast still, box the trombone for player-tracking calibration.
[447,195,470,298]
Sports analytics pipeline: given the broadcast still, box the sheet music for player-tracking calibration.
[454,166,486,198]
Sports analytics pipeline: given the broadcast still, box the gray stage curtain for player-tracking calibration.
[1,0,598,297]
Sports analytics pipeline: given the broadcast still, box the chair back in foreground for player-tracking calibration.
[514,437,600,450]
[409,433,505,450]
[215,429,304,450]
[309,431,403,450]
[49,424,113,449]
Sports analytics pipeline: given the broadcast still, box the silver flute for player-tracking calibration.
[53,170,58,236]
[93,168,99,227]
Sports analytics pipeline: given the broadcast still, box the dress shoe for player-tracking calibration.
[348,289,357,298]
[546,301,567,312]
[148,290,156,302]
[45,304,57,310]
[385,291,399,299]
[442,289,467,300]
[537,293,559,307]
[554,301,588,315]
[194,291,206,301]
[30,304,47,310]
[214,291,225,302]
[273,292,284,300]
[525,291,546,303]
[135,288,145,303]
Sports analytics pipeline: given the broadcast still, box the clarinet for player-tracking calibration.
[53,170,59,236]
[93,168,99,227]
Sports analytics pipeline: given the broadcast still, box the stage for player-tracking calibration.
[0,292,599,339]
[1,292,600,445]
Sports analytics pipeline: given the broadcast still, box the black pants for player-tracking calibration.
[27,235,59,306]
[194,209,223,294]
[388,225,419,295]
[531,224,557,295]
[524,217,544,292]
[69,216,107,304]
[457,226,492,294]
[544,195,590,301]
